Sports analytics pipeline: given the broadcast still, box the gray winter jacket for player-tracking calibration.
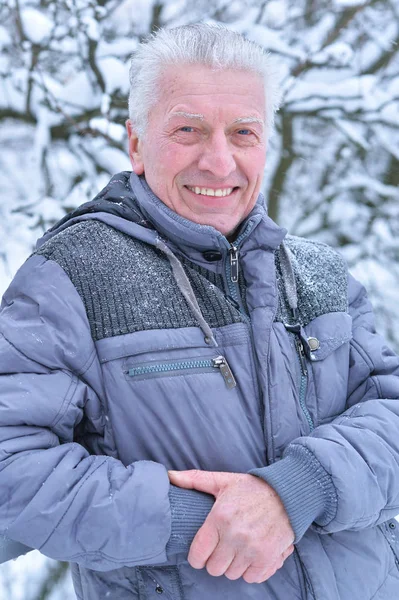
[1,171,399,600]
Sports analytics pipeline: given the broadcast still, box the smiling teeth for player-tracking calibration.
[188,186,234,197]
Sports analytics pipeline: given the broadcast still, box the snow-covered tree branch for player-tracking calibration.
[0,1,398,595]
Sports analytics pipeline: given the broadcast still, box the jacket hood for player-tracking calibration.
[36,171,156,250]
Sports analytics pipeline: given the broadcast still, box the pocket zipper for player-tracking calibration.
[127,355,236,389]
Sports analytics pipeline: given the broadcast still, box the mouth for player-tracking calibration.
[185,185,238,198]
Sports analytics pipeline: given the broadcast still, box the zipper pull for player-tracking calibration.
[213,355,237,389]
[230,245,239,283]
[295,338,308,376]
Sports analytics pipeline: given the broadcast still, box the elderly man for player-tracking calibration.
[1,23,399,600]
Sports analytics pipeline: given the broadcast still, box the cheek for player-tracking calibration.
[242,150,266,189]
[162,143,196,174]
[143,146,170,187]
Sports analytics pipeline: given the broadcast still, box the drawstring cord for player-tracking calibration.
[279,241,299,323]
[156,237,218,348]
[157,237,300,348]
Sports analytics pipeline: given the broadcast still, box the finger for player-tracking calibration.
[224,553,252,581]
[205,544,236,577]
[282,544,295,561]
[242,561,281,585]
[242,563,276,585]
[188,519,220,569]
[168,470,221,496]
[242,546,294,584]
[227,544,294,583]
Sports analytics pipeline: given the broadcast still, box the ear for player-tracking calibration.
[126,119,144,175]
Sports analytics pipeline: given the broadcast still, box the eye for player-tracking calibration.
[179,126,195,132]
[237,129,253,135]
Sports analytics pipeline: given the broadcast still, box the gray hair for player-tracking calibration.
[128,23,281,138]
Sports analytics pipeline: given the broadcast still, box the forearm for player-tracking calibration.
[0,435,171,570]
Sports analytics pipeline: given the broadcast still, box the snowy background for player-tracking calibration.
[0,0,398,597]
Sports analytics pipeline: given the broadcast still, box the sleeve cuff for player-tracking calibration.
[249,444,338,543]
[166,485,214,554]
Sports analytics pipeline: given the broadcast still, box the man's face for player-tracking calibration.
[127,64,267,238]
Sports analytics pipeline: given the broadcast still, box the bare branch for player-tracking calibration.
[150,1,163,32]
[361,31,399,74]
[320,2,372,50]
[267,116,294,223]
[14,0,26,42]
[87,37,106,93]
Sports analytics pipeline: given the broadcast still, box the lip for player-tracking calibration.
[186,186,236,191]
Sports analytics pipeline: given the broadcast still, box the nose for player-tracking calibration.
[197,132,236,179]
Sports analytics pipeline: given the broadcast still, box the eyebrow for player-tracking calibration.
[232,117,264,127]
[167,111,205,122]
[167,112,264,127]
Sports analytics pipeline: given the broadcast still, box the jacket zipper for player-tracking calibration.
[222,222,265,442]
[225,233,315,597]
[230,244,239,283]
[294,335,314,432]
[127,356,236,389]
[225,244,242,310]
[224,221,255,314]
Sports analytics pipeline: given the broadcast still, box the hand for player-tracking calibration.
[168,470,295,584]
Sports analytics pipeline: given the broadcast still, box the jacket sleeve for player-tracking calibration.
[251,273,399,542]
[0,254,177,571]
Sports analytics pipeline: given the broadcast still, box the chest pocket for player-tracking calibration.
[98,324,266,472]
[301,312,353,428]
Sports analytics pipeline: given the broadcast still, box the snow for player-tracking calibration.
[1,0,399,594]
[333,0,367,6]
[89,117,126,142]
[312,41,354,67]
[0,26,11,50]
[335,120,370,150]
[0,551,75,600]
[285,75,378,108]
[345,175,399,199]
[20,8,53,44]
[33,107,51,162]
[99,57,130,95]
[82,16,100,41]
[41,71,99,113]
[262,1,288,29]
[0,69,27,113]
[97,38,139,59]
[249,25,306,60]
[91,142,131,173]
[300,13,336,54]
[110,0,154,36]
[161,0,187,22]
[374,126,399,161]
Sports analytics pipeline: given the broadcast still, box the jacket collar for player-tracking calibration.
[129,173,286,256]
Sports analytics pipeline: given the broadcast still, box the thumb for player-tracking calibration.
[168,470,222,496]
